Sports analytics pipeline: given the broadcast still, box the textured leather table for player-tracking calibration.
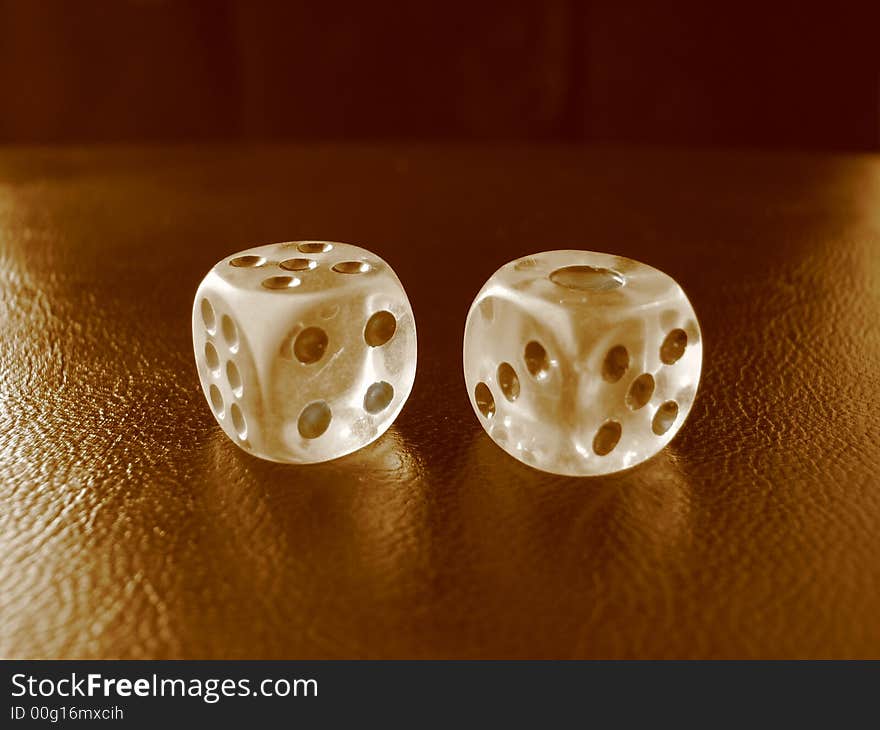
[1,145,879,659]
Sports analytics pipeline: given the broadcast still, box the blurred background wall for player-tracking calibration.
[0,0,877,149]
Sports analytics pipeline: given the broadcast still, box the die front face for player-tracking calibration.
[193,241,417,463]
[463,250,702,476]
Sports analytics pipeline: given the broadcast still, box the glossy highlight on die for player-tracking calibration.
[193,241,417,463]
[463,251,702,476]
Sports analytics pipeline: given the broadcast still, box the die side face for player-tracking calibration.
[463,250,702,476]
[192,241,417,463]
[193,287,264,454]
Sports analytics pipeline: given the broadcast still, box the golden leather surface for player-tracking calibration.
[1,145,879,659]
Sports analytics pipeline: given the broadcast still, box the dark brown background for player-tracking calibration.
[1,0,878,149]
[1,2,880,660]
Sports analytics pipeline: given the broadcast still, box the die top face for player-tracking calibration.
[213,240,393,297]
[463,250,702,477]
[489,250,682,327]
[193,241,416,464]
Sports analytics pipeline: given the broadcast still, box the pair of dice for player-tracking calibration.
[193,241,702,476]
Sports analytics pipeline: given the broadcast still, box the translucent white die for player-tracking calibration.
[463,250,702,476]
[192,241,417,463]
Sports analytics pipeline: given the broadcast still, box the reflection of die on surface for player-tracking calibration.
[463,251,702,477]
[192,241,417,464]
